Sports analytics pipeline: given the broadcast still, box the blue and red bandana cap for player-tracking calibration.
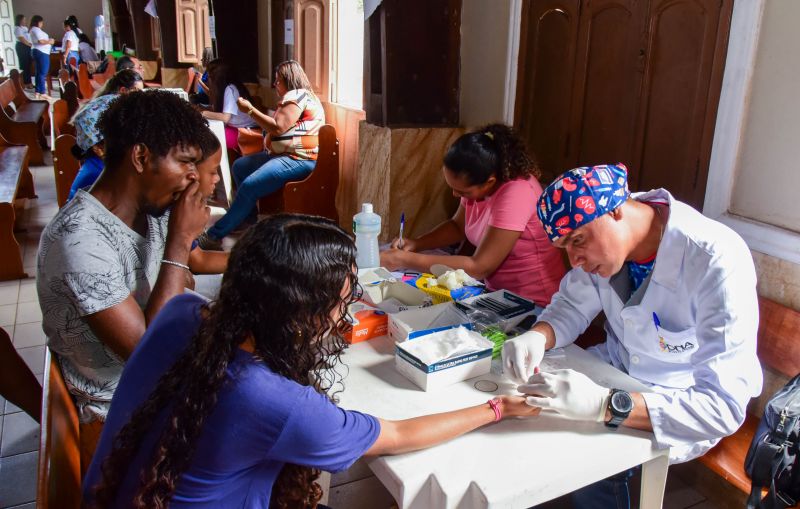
[537,163,630,242]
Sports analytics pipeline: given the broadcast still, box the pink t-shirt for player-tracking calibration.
[462,177,566,306]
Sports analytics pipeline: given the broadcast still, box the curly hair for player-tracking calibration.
[98,89,217,170]
[90,214,359,509]
[443,123,541,185]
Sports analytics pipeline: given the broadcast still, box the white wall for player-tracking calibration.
[728,0,800,234]
[459,0,517,128]
[12,0,102,43]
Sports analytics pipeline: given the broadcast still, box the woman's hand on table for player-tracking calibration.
[380,248,408,270]
[237,97,254,113]
[498,395,542,419]
[390,237,418,252]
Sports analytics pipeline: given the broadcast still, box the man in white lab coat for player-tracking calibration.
[503,163,762,508]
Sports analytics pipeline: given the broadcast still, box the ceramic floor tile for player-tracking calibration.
[15,346,44,375]
[0,451,38,507]
[0,304,16,327]
[0,412,39,457]
[14,302,41,325]
[0,284,19,306]
[12,322,45,349]
[15,283,36,304]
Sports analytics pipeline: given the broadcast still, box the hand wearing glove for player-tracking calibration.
[518,369,610,422]
[502,330,547,383]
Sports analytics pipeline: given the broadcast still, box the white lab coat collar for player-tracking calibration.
[630,189,686,293]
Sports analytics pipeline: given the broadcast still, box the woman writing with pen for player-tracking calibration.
[380,124,566,307]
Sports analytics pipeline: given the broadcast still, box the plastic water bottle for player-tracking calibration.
[353,203,381,269]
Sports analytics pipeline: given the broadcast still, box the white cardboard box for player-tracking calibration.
[395,330,493,391]
[388,303,472,342]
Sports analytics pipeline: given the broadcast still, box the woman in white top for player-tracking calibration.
[13,15,32,87]
[201,59,257,151]
[62,17,80,68]
[28,15,54,95]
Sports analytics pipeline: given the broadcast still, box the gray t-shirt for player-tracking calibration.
[37,190,170,423]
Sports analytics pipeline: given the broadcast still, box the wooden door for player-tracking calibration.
[514,0,581,180]
[176,0,210,64]
[295,0,329,101]
[569,0,647,174]
[631,0,732,208]
[515,0,732,209]
[0,0,16,72]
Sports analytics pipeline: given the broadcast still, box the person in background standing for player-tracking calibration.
[66,14,83,35]
[14,15,33,89]
[29,15,54,96]
[62,17,81,68]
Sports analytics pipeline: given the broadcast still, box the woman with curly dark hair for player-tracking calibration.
[380,123,566,306]
[82,213,540,508]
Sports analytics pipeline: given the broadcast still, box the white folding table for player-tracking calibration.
[333,335,670,508]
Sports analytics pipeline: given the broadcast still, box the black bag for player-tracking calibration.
[745,373,800,508]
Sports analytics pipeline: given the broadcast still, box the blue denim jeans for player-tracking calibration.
[208,152,315,239]
[32,48,50,94]
[570,468,637,509]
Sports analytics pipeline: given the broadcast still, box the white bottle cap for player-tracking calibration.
[362,203,373,213]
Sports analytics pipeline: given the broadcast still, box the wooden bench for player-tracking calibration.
[0,70,49,165]
[45,52,62,96]
[698,297,800,499]
[92,56,116,86]
[257,124,340,222]
[76,63,96,100]
[37,349,82,509]
[54,134,81,207]
[0,132,33,281]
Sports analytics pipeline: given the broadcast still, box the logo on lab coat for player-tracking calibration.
[658,335,695,354]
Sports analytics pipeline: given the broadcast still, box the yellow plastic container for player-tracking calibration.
[413,273,454,304]
[410,273,484,304]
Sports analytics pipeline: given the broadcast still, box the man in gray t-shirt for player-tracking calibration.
[38,191,169,421]
[37,91,218,431]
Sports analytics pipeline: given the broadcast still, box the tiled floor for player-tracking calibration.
[0,157,56,508]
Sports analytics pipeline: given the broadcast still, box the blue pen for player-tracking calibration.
[399,212,405,249]
[652,312,661,329]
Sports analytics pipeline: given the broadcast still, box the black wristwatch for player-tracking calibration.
[605,389,634,429]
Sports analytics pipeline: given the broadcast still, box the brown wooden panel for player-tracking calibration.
[37,351,81,509]
[109,0,136,50]
[295,0,329,101]
[515,0,581,181]
[632,0,732,208]
[177,0,200,63]
[366,0,460,126]
[54,135,81,208]
[211,0,259,82]
[570,0,647,173]
[757,297,800,379]
[323,102,366,227]
[129,0,160,60]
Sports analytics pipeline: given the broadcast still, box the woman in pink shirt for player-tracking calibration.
[380,124,566,306]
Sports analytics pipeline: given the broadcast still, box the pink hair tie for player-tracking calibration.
[488,398,502,422]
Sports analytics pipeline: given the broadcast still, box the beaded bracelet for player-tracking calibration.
[487,398,502,422]
[161,259,190,271]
